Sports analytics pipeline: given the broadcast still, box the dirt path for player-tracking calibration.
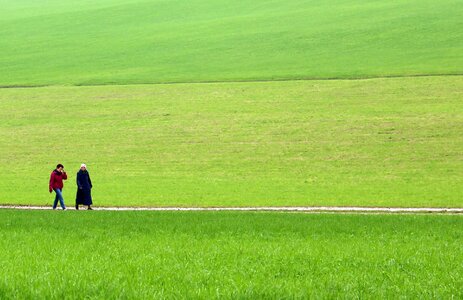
[1,205,462,213]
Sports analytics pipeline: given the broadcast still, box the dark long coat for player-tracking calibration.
[76,170,93,205]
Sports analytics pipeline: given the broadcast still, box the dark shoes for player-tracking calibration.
[74,204,93,210]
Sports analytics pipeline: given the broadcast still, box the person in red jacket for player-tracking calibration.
[49,163,68,210]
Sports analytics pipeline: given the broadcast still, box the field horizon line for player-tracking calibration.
[1,73,462,90]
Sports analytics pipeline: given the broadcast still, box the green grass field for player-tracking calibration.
[1,76,462,207]
[0,0,462,86]
[1,0,462,298]
[0,210,462,298]
[1,0,462,207]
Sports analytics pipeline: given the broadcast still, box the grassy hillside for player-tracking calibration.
[1,211,462,298]
[0,76,461,207]
[1,0,462,86]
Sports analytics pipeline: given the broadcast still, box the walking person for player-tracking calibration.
[76,164,93,210]
[49,164,68,210]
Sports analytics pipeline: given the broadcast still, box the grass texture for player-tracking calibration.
[0,76,462,207]
[0,210,462,298]
[0,0,462,86]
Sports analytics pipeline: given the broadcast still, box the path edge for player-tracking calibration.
[1,205,463,214]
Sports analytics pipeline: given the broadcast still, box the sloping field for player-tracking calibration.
[0,76,461,207]
[0,210,462,298]
[1,0,461,207]
[1,0,462,86]
[1,1,462,298]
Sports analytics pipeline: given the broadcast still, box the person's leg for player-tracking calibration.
[53,190,59,209]
[55,189,66,210]
[85,190,93,210]
[88,191,93,210]
[75,190,80,210]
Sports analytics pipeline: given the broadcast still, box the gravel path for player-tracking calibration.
[0,205,462,213]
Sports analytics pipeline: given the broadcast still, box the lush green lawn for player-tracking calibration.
[0,0,461,86]
[0,76,461,207]
[0,210,461,298]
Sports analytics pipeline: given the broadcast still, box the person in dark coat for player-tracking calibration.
[75,163,93,210]
[49,163,68,210]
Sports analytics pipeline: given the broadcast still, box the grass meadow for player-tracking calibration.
[0,0,461,298]
[0,76,462,207]
[1,0,462,86]
[0,210,462,298]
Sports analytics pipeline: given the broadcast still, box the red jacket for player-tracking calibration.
[49,170,68,192]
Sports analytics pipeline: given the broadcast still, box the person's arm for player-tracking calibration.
[49,172,54,193]
[76,173,82,189]
[62,171,68,180]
